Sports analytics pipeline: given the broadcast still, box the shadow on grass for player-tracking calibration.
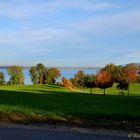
[0,89,139,119]
[0,89,140,132]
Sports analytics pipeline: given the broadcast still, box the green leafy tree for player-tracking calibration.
[36,63,46,84]
[29,66,38,84]
[113,65,124,83]
[117,80,129,95]
[0,72,5,85]
[47,67,61,84]
[84,74,96,93]
[29,63,46,84]
[72,70,86,88]
[8,66,24,85]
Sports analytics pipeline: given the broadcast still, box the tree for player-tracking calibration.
[95,69,113,95]
[117,80,129,95]
[47,67,61,84]
[29,63,61,85]
[36,63,46,84]
[29,66,38,84]
[72,70,86,88]
[29,63,46,84]
[124,63,138,96]
[125,63,138,82]
[70,77,78,87]
[62,77,74,88]
[137,66,140,83]
[84,74,96,93]
[8,66,24,85]
[0,72,5,85]
[104,63,117,82]
[113,65,124,83]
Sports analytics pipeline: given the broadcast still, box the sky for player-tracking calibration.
[0,0,140,67]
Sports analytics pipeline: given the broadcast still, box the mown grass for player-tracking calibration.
[80,83,140,96]
[0,84,139,131]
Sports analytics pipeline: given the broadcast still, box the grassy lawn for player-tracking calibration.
[80,83,140,96]
[0,84,139,130]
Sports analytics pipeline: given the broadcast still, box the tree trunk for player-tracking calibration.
[122,89,124,95]
[93,87,95,94]
[90,88,92,94]
[104,88,105,95]
[128,84,130,97]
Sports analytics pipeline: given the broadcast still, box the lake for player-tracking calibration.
[0,68,101,85]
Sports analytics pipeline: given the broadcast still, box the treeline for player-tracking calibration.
[62,63,139,96]
[0,63,140,96]
[0,63,61,85]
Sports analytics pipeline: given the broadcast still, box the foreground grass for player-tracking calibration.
[0,84,140,131]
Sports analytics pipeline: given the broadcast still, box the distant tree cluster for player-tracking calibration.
[0,63,61,85]
[29,63,61,84]
[66,63,138,96]
[68,71,96,93]
[7,66,24,85]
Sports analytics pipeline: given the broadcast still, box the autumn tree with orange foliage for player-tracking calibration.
[124,63,138,96]
[96,69,113,95]
[125,63,138,82]
[62,77,74,88]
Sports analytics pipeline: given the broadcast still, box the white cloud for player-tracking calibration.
[0,28,70,43]
[71,10,140,34]
[0,0,118,20]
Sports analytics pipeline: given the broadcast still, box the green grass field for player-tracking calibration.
[0,84,140,129]
[80,83,140,96]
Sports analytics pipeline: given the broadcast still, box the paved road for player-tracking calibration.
[0,124,138,140]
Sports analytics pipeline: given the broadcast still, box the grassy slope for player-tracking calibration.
[0,84,139,125]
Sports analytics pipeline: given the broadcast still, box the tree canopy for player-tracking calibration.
[29,63,61,84]
[96,69,113,95]
[8,66,24,85]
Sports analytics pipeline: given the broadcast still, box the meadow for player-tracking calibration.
[80,83,140,96]
[0,84,140,131]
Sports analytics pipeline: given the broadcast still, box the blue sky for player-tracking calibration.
[0,0,140,67]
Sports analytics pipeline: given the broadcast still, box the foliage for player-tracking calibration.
[138,66,140,82]
[96,69,113,95]
[29,66,38,84]
[29,63,46,84]
[125,63,138,83]
[104,63,117,82]
[36,63,46,84]
[116,80,129,95]
[47,67,61,84]
[70,70,86,87]
[29,63,61,84]
[84,74,96,93]
[62,77,74,88]
[0,72,5,85]
[8,66,24,85]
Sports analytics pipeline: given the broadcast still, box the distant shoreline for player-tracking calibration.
[0,66,102,70]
